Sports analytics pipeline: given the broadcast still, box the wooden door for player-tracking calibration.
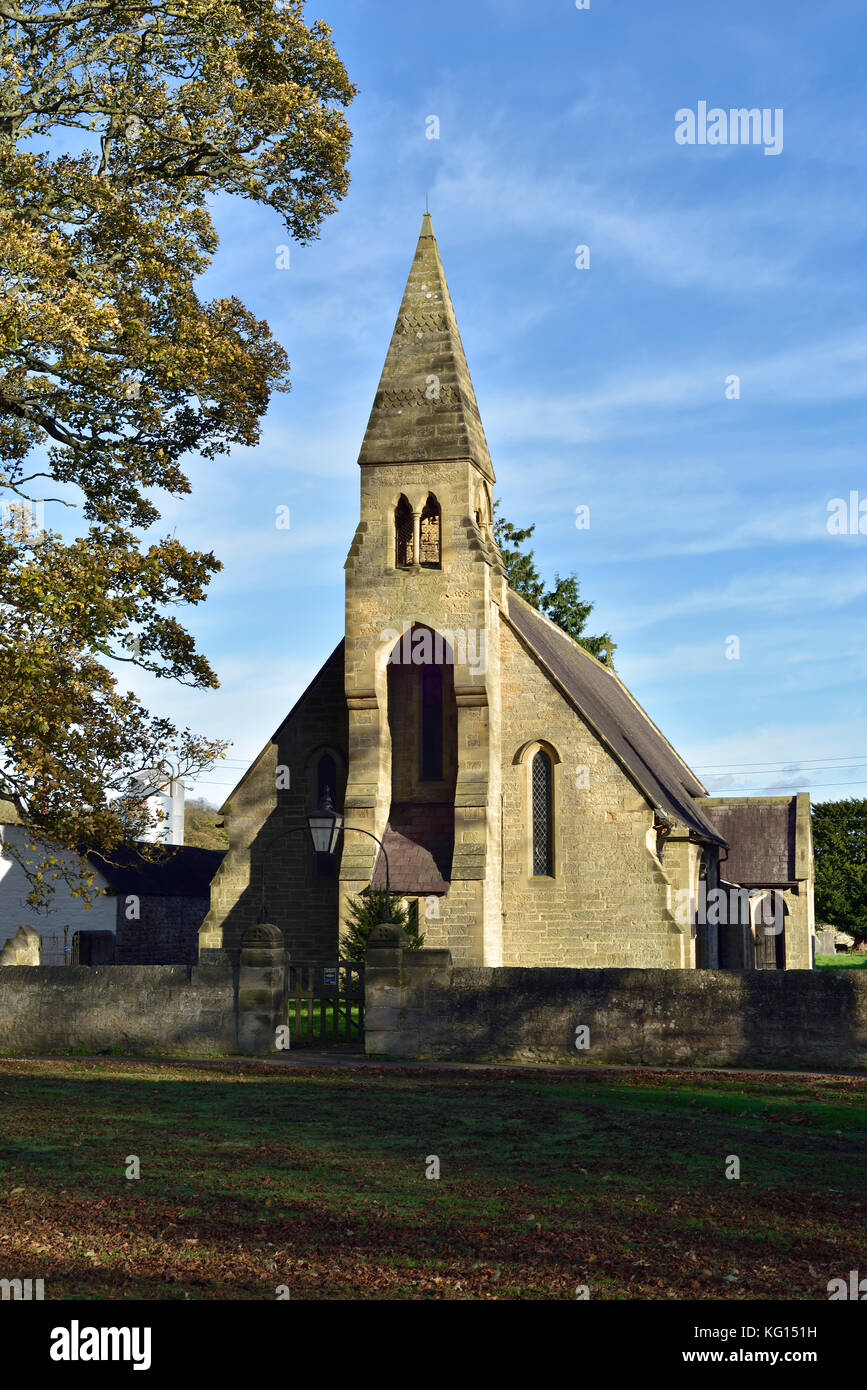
[753,894,785,969]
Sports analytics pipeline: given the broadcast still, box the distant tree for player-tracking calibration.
[812,799,867,947]
[184,798,229,851]
[492,514,545,607]
[493,504,613,662]
[340,890,425,962]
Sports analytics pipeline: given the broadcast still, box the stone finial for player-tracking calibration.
[367,919,410,950]
[241,923,284,949]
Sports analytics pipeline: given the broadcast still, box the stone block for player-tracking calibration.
[365,1006,401,1031]
[365,1031,403,1056]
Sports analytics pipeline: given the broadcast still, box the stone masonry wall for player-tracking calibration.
[499,622,684,968]
[200,644,348,963]
[366,950,867,1070]
[0,965,236,1055]
[342,457,504,966]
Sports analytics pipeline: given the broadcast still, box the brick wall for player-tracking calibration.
[115,895,209,966]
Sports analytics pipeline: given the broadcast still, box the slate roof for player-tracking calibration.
[370,803,453,895]
[88,845,225,897]
[504,592,726,845]
[698,798,798,884]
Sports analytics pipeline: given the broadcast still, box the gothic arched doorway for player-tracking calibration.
[375,624,457,893]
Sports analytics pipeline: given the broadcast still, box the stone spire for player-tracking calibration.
[357,213,495,483]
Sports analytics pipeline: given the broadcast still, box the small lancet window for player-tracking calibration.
[531,749,554,877]
[317,753,337,808]
[395,495,414,567]
[419,494,441,568]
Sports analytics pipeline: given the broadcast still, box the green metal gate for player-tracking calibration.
[285,960,364,1046]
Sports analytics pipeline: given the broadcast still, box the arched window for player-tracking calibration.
[531,749,554,876]
[397,497,416,567]
[315,753,338,877]
[420,662,443,780]
[419,494,441,568]
[317,753,337,808]
[395,495,414,567]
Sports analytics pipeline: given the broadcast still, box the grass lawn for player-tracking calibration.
[815,954,867,969]
[0,1058,864,1300]
[287,1000,363,1046]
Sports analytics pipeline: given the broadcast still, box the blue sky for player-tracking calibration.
[89,0,867,807]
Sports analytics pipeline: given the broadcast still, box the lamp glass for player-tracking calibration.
[308,808,343,855]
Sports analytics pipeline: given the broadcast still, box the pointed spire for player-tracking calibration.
[358,215,495,482]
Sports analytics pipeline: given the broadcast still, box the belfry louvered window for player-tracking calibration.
[531,749,554,876]
[395,495,413,567]
[419,495,441,568]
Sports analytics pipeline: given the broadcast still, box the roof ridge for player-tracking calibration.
[506,590,708,798]
[503,593,724,844]
[217,639,345,814]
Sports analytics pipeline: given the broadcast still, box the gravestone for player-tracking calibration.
[0,925,41,967]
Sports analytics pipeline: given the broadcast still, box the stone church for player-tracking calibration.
[200,215,815,972]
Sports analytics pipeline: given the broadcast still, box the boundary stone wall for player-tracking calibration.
[3,940,864,1069]
[0,964,237,1056]
[365,948,867,1070]
[0,923,290,1057]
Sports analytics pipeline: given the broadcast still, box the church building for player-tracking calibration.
[199,215,814,972]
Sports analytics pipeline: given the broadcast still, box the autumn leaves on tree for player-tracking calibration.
[0,0,354,900]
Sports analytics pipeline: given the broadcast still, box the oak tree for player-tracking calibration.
[0,0,354,902]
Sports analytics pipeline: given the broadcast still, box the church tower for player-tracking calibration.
[342,213,508,964]
[200,212,811,982]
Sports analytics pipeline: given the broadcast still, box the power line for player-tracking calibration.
[712,777,867,793]
[704,763,867,779]
[212,754,867,772]
[696,754,867,771]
